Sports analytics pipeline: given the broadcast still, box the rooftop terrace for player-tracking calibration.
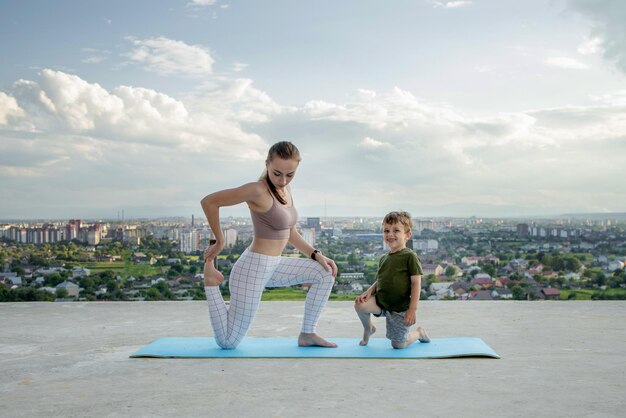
[2,301,625,417]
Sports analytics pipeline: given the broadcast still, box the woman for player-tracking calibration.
[201,141,338,349]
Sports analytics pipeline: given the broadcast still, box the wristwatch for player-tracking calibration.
[311,249,320,260]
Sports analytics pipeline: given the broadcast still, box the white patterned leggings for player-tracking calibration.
[204,248,335,349]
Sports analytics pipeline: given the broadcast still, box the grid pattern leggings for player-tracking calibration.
[204,248,335,349]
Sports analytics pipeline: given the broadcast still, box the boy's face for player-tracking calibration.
[383,222,412,253]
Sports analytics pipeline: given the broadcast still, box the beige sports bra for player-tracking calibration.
[249,182,298,240]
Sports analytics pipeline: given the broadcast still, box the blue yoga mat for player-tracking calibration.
[130,337,500,359]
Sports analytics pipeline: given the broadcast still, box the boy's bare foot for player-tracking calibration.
[359,324,377,346]
[203,263,224,287]
[417,326,430,343]
[298,332,337,348]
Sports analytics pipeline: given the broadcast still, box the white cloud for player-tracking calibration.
[577,36,603,55]
[187,0,217,6]
[125,36,215,76]
[589,89,626,106]
[2,72,625,217]
[0,68,284,218]
[2,69,275,159]
[292,86,626,216]
[567,0,626,73]
[0,92,24,125]
[431,1,473,9]
[190,77,287,124]
[358,137,394,150]
[232,62,248,72]
[544,56,589,70]
[81,48,111,64]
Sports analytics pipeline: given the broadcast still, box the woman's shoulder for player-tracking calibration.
[239,181,271,204]
[236,180,264,192]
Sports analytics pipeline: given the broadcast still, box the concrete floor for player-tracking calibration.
[1,301,625,418]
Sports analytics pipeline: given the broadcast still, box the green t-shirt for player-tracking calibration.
[375,247,423,313]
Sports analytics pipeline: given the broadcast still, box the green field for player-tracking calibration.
[260,287,356,301]
[82,262,167,278]
[560,288,626,300]
[559,289,593,300]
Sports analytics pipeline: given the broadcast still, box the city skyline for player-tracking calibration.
[1,1,625,219]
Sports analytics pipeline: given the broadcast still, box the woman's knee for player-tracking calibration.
[217,342,238,350]
[317,266,335,284]
[216,337,241,350]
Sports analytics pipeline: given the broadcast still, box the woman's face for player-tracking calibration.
[266,157,299,189]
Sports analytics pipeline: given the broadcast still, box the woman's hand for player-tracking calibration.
[203,241,224,262]
[314,252,338,277]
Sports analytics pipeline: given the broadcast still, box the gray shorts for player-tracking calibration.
[375,309,409,343]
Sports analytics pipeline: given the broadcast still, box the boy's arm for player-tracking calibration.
[404,275,422,326]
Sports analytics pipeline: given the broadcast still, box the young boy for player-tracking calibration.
[354,211,430,349]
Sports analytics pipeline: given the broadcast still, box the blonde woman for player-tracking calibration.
[201,141,337,349]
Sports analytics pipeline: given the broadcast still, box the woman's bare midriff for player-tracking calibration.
[250,236,290,256]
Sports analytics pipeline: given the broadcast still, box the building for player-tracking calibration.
[306,217,321,232]
[414,219,435,234]
[517,223,529,238]
[339,272,364,280]
[224,228,238,248]
[422,264,444,277]
[413,239,439,252]
[300,228,316,248]
[56,281,80,298]
[179,229,201,253]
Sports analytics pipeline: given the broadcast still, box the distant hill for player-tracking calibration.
[559,212,626,221]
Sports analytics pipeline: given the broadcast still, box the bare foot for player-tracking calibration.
[359,324,377,346]
[203,262,224,287]
[298,332,337,348]
[417,326,430,343]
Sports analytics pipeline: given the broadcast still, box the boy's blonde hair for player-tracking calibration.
[382,211,413,233]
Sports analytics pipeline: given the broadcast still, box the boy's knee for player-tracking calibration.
[354,300,365,312]
[391,341,407,349]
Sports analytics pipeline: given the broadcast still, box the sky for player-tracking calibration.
[0,0,625,220]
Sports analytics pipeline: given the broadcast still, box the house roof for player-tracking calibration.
[469,290,493,300]
[471,278,493,285]
[57,281,79,289]
[422,263,441,269]
[542,288,561,296]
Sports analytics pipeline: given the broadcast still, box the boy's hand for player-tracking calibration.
[404,309,416,326]
[355,291,371,304]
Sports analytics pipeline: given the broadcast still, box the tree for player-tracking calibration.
[44,273,65,287]
[445,265,456,278]
[55,288,69,299]
[481,262,496,277]
[145,288,162,301]
[592,272,607,287]
[564,257,582,273]
[169,264,183,273]
[511,286,525,300]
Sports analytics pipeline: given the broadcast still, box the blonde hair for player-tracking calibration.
[265,141,301,164]
[382,211,413,233]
